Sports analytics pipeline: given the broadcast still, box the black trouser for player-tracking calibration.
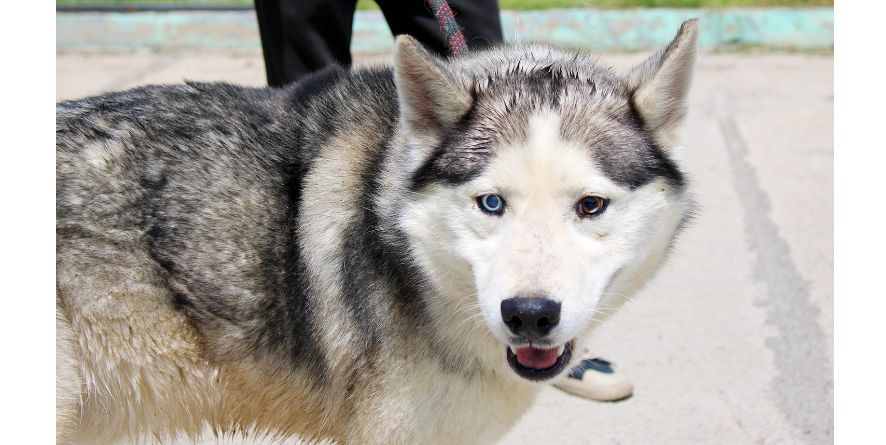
[254,0,503,87]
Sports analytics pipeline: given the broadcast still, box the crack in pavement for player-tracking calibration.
[714,93,833,442]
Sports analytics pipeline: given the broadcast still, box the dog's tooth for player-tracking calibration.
[556,345,565,356]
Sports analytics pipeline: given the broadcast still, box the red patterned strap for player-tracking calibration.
[427,0,468,56]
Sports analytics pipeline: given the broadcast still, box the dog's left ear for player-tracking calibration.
[626,19,699,149]
[394,35,472,141]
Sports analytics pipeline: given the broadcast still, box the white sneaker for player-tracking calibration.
[554,357,634,402]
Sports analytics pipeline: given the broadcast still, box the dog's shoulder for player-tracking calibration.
[57,82,285,144]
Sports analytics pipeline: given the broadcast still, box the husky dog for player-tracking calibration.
[56,20,698,445]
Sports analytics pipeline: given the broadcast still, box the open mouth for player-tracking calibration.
[506,339,575,381]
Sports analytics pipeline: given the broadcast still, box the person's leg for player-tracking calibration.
[446,0,504,48]
[254,0,358,87]
[375,0,503,57]
[254,0,287,86]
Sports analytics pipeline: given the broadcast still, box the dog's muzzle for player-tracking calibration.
[499,296,574,380]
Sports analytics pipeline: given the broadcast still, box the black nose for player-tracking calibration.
[500,297,561,340]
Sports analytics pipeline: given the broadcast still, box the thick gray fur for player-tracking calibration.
[56,20,698,444]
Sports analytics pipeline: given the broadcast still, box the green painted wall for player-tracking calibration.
[56,8,833,53]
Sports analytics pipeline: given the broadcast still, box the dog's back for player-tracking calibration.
[57,83,272,442]
[55,71,373,442]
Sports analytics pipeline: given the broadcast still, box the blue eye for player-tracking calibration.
[477,194,505,215]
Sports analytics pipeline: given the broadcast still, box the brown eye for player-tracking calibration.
[577,195,608,218]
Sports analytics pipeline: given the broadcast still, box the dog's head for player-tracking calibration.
[393,21,698,382]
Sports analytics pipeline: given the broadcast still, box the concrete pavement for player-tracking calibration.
[56,49,834,444]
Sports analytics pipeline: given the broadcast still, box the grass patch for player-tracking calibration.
[57,0,834,8]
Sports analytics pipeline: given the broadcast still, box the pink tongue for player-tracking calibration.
[515,346,559,370]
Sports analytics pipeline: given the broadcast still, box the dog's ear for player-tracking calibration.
[626,19,698,149]
[394,35,472,140]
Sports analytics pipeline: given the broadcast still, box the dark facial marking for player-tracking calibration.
[410,70,685,192]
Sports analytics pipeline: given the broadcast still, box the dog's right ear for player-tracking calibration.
[626,19,699,149]
[394,35,472,141]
